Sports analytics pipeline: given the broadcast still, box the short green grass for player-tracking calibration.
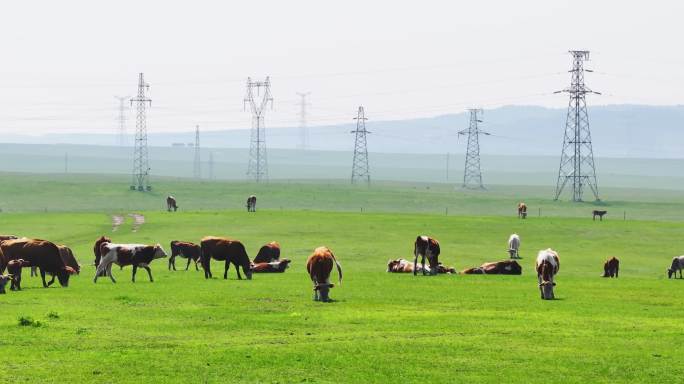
[1,208,683,383]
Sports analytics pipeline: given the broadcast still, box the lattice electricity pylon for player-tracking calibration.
[553,50,601,202]
[458,108,489,189]
[114,95,130,146]
[193,125,201,179]
[130,73,152,191]
[244,77,273,182]
[297,92,311,150]
[350,106,371,185]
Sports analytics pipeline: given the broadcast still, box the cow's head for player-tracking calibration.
[314,283,335,302]
[0,275,13,294]
[153,244,168,259]
[668,268,674,279]
[57,266,77,287]
[539,281,556,300]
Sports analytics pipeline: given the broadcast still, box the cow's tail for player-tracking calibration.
[330,251,342,285]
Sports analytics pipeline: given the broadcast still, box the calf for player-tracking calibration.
[199,236,252,280]
[251,259,291,273]
[94,243,167,283]
[307,246,342,302]
[508,234,521,259]
[169,241,201,271]
[461,260,522,275]
[7,259,30,291]
[602,257,619,278]
[593,210,607,221]
[668,256,684,279]
[413,235,440,276]
[535,249,560,300]
[0,238,76,287]
[253,241,281,263]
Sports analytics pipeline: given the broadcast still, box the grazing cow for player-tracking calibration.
[602,257,620,278]
[508,234,521,259]
[386,258,455,274]
[0,274,12,294]
[7,259,30,291]
[306,246,342,302]
[199,236,252,280]
[536,249,560,300]
[32,245,79,277]
[413,236,440,276]
[518,203,528,219]
[667,256,684,279]
[246,195,257,212]
[167,196,179,212]
[0,238,76,288]
[253,241,281,263]
[94,243,167,283]
[461,260,522,275]
[251,259,291,273]
[593,210,607,221]
[169,241,201,271]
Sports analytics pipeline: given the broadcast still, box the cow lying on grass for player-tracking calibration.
[94,243,167,283]
[387,258,455,274]
[536,249,560,300]
[169,241,201,271]
[250,259,291,273]
[253,241,281,263]
[461,260,522,275]
[307,246,342,302]
[602,257,619,278]
[668,256,684,279]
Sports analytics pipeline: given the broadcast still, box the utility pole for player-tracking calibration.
[350,106,371,185]
[244,77,273,182]
[554,50,601,202]
[114,96,130,146]
[193,125,201,179]
[296,92,311,150]
[208,151,214,180]
[130,73,152,191]
[458,108,489,189]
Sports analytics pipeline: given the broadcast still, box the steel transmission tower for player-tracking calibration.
[130,73,152,191]
[193,125,201,179]
[350,106,371,185]
[114,96,130,146]
[554,50,601,202]
[244,77,273,182]
[296,92,311,150]
[458,108,489,189]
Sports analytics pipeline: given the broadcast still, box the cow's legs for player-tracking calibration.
[47,274,56,287]
[132,265,138,282]
[223,260,230,279]
[194,260,199,271]
[421,254,427,276]
[235,262,243,280]
[185,258,191,271]
[144,266,153,282]
[168,256,174,271]
[40,269,48,288]
[107,263,116,283]
[412,253,419,276]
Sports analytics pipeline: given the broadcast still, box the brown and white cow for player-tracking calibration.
[199,236,252,280]
[253,241,281,263]
[7,259,30,291]
[0,238,76,288]
[167,196,179,212]
[413,236,440,276]
[602,257,619,278]
[246,195,257,212]
[93,243,167,283]
[535,249,560,300]
[461,260,523,275]
[518,203,527,219]
[668,256,684,279]
[306,246,342,302]
[169,241,201,271]
[251,259,291,273]
[387,258,455,274]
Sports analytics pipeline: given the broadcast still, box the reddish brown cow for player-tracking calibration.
[169,241,201,271]
[0,235,19,272]
[602,257,619,278]
[199,236,252,280]
[518,203,528,219]
[253,241,281,263]
[413,236,440,276]
[7,259,30,291]
[306,246,342,302]
[461,260,522,275]
[251,259,291,273]
[0,238,76,287]
[31,245,79,277]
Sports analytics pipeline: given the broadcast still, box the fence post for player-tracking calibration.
[624,211,626,221]
[445,207,448,216]
[538,207,541,217]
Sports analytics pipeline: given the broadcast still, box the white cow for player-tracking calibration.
[94,243,167,283]
[535,248,560,300]
[508,234,521,259]
[668,256,684,279]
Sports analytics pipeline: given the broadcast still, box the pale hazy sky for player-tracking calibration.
[0,0,681,135]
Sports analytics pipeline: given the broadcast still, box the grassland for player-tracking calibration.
[0,173,683,382]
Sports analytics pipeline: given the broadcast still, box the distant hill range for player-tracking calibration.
[2,104,683,158]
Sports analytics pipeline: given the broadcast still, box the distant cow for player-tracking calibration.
[593,210,607,221]
[253,241,281,263]
[536,249,560,300]
[251,259,291,273]
[508,234,521,259]
[518,203,527,219]
[602,257,620,278]
[7,259,30,291]
[199,236,252,280]
[387,258,455,274]
[0,275,12,294]
[307,246,342,302]
[94,243,167,283]
[0,238,76,287]
[247,195,257,212]
[167,196,178,212]
[668,256,684,279]
[461,260,522,275]
[169,241,201,271]
[413,236,440,276]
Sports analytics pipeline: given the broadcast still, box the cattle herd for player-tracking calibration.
[0,200,683,302]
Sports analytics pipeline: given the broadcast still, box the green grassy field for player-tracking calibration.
[1,174,683,382]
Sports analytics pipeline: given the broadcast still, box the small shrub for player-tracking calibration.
[18,316,44,327]
[47,311,60,319]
